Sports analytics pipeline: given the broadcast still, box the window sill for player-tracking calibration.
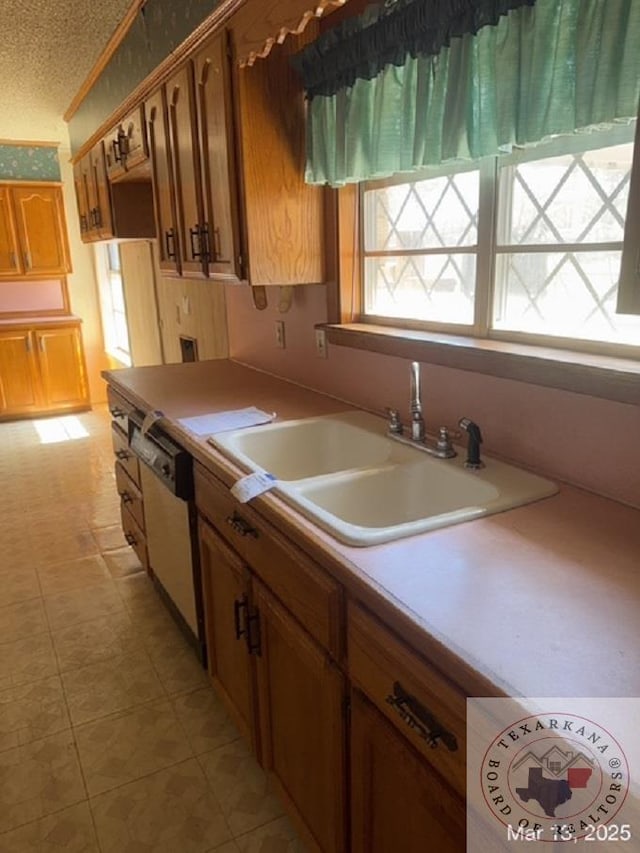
[321,323,639,406]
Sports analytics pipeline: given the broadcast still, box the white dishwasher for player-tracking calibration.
[130,414,205,663]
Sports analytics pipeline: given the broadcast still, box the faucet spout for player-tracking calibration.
[409,362,425,441]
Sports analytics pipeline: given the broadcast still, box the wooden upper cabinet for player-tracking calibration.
[194,33,243,281]
[104,105,149,180]
[90,143,114,239]
[0,186,21,277]
[0,329,41,415]
[166,64,206,276]
[10,185,71,276]
[233,28,326,286]
[146,88,181,273]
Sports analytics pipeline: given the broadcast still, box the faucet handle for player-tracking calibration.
[385,407,403,435]
[435,426,457,458]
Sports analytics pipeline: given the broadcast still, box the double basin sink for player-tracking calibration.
[209,411,558,546]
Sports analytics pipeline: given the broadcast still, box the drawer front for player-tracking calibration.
[111,423,140,486]
[120,503,148,572]
[107,386,135,430]
[195,464,343,658]
[348,602,466,796]
[115,462,145,532]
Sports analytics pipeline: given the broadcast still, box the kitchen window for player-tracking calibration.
[361,123,640,357]
[96,242,131,366]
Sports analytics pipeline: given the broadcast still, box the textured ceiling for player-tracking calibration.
[0,0,133,141]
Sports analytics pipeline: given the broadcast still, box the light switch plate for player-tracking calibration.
[315,328,328,358]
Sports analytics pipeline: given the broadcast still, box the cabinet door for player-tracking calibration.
[146,88,180,274]
[253,579,347,853]
[351,689,465,853]
[166,64,206,276]
[103,128,127,181]
[90,143,114,238]
[199,518,257,750]
[72,162,91,239]
[35,325,88,410]
[0,187,22,276]
[11,186,70,275]
[80,154,99,239]
[194,33,242,281]
[0,329,40,415]
[121,105,148,172]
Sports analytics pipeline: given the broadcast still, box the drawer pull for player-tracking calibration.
[125,532,137,546]
[115,449,130,460]
[119,490,132,504]
[233,595,248,640]
[110,406,126,418]
[226,512,258,539]
[386,681,458,752]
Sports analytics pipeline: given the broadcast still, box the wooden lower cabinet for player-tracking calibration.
[0,328,40,415]
[199,518,257,749]
[253,579,347,853]
[350,689,465,853]
[0,323,89,419]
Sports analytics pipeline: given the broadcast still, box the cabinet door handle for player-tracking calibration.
[125,532,137,546]
[246,607,261,656]
[112,138,122,164]
[25,335,31,353]
[233,595,248,640]
[385,681,458,752]
[118,490,132,503]
[10,251,17,268]
[38,336,45,353]
[109,406,125,418]
[95,207,103,228]
[189,224,202,259]
[115,449,130,460]
[200,223,211,262]
[212,226,222,261]
[226,512,258,539]
[79,214,87,233]
[24,251,31,270]
[165,229,177,260]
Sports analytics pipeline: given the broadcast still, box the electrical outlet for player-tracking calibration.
[275,320,286,349]
[315,328,328,358]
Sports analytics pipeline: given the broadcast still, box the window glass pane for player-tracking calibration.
[493,251,640,346]
[365,255,476,324]
[106,242,121,272]
[113,312,130,353]
[364,172,479,251]
[500,144,633,245]
[110,274,125,313]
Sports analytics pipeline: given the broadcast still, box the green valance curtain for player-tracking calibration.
[296,0,640,186]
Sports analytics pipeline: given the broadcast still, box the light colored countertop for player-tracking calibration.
[104,359,640,700]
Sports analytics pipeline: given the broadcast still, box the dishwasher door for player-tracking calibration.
[140,464,199,637]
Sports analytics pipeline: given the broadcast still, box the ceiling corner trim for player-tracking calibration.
[63,0,146,123]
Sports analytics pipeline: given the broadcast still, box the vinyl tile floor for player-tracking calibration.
[0,407,305,852]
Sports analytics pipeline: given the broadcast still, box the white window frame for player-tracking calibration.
[95,243,132,367]
[360,123,639,360]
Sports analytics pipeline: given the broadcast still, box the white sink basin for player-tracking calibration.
[209,411,558,546]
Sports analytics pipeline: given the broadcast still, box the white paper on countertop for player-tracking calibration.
[177,407,276,436]
[230,471,278,503]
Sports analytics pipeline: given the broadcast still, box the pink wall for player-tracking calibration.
[225,284,640,508]
[0,279,66,313]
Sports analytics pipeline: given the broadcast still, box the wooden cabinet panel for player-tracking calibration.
[195,464,343,657]
[348,602,466,796]
[350,689,464,853]
[120,502,149,573]
[90,144,114,238]
[199,517,257,748]
[234,30,325,286]
[35,325,88,409]
[115,462,145,531]
[11,186,70,275]
[0,187,21,276]
[120,105,148,171]
[111,422,140,486]
[166,64,205,276]
[146,88,180,273]
[0,329,40,414]
[254,579,347,853]
[72,162,91,237]
[194,33,242,281]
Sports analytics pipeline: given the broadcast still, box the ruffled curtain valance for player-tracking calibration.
[293,0,536,99]
[296,0,640,186]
